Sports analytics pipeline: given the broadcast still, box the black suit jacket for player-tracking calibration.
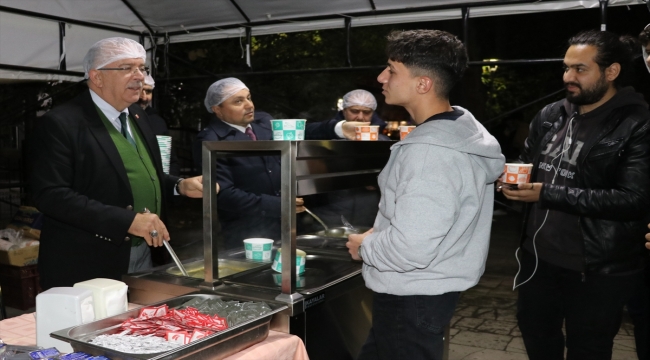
[30,91,179,289]
[192,113,340,248]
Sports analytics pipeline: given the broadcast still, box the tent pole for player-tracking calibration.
[246,27,252,70]
[158,58,563,82]
[345,17,353,67]
[462,7,470,47]
[58,22,67,71]
[600,0,608,31]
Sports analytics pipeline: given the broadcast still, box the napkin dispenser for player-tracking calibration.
[73,278,128,320]
[36,287,95,353]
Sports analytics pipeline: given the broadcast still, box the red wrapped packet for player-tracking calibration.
[165,330,190,345]
[138,304,168,319]
[122,306,227,342]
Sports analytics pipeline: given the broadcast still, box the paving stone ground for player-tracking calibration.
[447,209,639,360]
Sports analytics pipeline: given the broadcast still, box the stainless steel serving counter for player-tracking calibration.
[124,140,394,360]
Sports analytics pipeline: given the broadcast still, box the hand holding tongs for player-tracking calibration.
[142,208,189,276]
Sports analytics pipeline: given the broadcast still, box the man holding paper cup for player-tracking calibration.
[500,30,650,360]
[346,30,505,360]
[193,78,362,248]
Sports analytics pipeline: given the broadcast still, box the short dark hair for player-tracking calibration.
[566,30,634,88]
[385,30,468,99]
[639,25,650,47]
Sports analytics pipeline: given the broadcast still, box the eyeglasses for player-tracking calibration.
[98,66,150,76]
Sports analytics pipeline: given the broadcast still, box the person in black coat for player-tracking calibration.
[192,78,358,249]
[29,37,204,290]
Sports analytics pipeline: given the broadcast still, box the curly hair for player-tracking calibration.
[386,30,468,99]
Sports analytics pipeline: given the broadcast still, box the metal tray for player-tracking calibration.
[165,259,268,279]
[222,254,361,294]
[51,292,288,360]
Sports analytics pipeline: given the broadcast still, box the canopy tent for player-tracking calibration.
[0,0,645,82]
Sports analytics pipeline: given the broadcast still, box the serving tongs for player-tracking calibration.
[163,240,189,277]
[142,207,189,276]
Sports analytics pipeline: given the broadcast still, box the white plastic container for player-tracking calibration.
[73,278,128,320]
[36,287,95,353]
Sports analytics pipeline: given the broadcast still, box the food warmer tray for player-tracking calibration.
[51,292,288,360]
[221,254,362,295]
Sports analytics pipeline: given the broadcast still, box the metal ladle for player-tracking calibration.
[304,207,329,232]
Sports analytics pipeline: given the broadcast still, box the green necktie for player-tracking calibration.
[118,112,137,149]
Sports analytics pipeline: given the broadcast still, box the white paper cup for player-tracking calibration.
[271,248,306,275]
[399,126,416,140]
[271,119,306,140]
[243,238,274,261]
[501,163,533,184]
[354,125,380,141]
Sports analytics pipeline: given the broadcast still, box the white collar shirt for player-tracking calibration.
[89,89,133,137]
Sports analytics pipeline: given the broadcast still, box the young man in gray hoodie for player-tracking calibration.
[346,29,505,360]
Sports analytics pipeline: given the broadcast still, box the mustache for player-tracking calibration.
[128,81,143,89]
[564,82,581,89]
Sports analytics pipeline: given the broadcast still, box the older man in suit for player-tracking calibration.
[30,37,203,290]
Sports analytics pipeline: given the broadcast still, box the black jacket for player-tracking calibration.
[30,91,179,289]
[521,87,650,274]
[192,112,341,248]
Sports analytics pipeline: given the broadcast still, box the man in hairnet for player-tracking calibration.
[193,77,359,248]
[30,37,204,290]
[332,89,387,134]
[138,74,179,176]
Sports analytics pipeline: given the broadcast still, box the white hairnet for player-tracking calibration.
[83,37,146,79]
[144,74,155,88]
[342,89,377,111]
[204,78,249,113]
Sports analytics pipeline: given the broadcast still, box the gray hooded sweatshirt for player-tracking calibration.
[360,106,505,296]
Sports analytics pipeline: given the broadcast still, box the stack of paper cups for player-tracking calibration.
[156,135,172,174]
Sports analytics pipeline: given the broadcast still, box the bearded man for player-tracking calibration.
[500,30,650,360]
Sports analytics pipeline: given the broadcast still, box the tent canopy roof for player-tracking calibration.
[0,0,643,81]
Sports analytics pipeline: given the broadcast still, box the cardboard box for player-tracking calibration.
[0,244,39,266]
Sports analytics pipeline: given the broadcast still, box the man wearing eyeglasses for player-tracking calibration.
[29,37,204,290]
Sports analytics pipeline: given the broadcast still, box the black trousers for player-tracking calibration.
[357,291,459,360]
[516,250,642,360]
[626,263,650,360]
